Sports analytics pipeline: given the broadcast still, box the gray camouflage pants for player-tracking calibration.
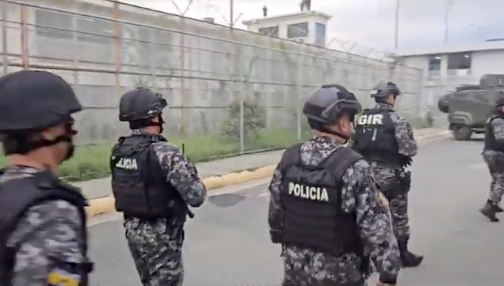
[124,218,184,286]
[483,151,504,204]
[370,162,410,240]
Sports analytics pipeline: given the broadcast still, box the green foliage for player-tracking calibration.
[0,128,300,182]
[221,91,267,142]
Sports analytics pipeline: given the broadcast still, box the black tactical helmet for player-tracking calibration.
[119,87,167,122]
[371,81,401,98]
[0,70,82,133]
[303,84,362,125]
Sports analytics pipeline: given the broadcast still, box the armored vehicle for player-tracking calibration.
[438,74,504,141]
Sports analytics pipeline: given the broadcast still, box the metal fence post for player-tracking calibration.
[238,43,245,154]
[2,1,8,75]
[296,53,304,141]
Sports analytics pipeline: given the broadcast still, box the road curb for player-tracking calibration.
[85,164,277,217]
[85,129,450,218]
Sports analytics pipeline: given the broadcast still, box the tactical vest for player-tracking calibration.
[110,134,188,220]
[0,170,92,286]
[274,144,364,256]
[484,114,504,152]
[353,108,405,166]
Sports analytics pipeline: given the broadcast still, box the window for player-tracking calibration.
[35,9,73,39]
[315,23,326,47]
[287,22,308,39]
[258,26,279,37]
[427,55,441,71]
[427,55,441,76]
[315,23,326,38]
[76,16,115,44]
[447,52,471,70]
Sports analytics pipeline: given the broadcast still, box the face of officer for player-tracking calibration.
[386,93,397,106]
[39,118,78,165]
[143,115,164,135]
[331,113,354,138]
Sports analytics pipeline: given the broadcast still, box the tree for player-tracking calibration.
[221,91,266,142]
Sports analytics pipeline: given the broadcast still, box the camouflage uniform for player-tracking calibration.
[3,166,85,286]
[358,103,417,239]
[480,116,504,221]
[483,117,504,204]
[124,130,207,286]
[268,137,401,286]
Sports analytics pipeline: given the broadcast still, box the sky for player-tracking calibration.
[121,0,504,54]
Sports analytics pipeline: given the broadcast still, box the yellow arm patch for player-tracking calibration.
[47,269,80,286]
[378,192,389,210]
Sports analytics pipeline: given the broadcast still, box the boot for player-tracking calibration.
[480,200,500,221]
[397,239,423,268]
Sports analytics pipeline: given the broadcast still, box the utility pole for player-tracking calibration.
[229,0,234,28]
[394,0,400,50]
[443,0,453,44]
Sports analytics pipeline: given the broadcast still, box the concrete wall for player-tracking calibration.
[1,0,424,144]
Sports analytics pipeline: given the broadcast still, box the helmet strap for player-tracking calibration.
[3,134,73,155]
[129,115,164,134]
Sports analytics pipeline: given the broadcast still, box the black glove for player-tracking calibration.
[270,230,281,244]
[378,273,397,285]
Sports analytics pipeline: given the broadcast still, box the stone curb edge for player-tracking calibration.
[85,130,451,219]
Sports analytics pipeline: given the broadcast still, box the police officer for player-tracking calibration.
[480,97,504,222]
[268,84,401,286]
[110,87,207,286]
[349,81,423,267]
[0,70,93,286]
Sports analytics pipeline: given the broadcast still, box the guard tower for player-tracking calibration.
[242,10,331,47]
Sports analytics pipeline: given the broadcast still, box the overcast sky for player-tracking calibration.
[125,0,503,53]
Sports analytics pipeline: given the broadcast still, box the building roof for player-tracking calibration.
[242,10,332,26]
[396,40,504,57]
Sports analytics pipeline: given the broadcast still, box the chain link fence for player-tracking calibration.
[1,0,425,159]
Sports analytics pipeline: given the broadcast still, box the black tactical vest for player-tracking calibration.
[484,114,504,152]
[0,170,92,286]
[275,144,364,256]
[110,134,188,220]
[353,108,406,166]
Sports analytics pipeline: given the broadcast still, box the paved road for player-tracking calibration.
[88,137,504,286]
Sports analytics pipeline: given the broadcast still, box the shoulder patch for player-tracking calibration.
[378,191,389,211]
[47,269,81,286]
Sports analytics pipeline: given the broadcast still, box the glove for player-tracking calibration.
[270,230,281,244]
[378,273,397,285]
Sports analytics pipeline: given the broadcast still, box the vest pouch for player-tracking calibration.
[398,170,411,193]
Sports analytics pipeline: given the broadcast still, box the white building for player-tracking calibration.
[395,40,504,109]
[242,11,331,47]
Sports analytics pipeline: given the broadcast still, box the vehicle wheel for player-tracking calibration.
[452,125,472,141]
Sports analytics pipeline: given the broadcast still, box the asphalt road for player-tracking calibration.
[87,137,504,286]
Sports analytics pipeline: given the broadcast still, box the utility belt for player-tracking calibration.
[362,152,410,168]
[374,168,411,198]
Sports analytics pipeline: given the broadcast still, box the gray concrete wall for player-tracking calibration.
[1,0,424,144]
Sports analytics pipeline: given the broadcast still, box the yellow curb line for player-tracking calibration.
[85,164,277,218]
[85,131,450,218]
